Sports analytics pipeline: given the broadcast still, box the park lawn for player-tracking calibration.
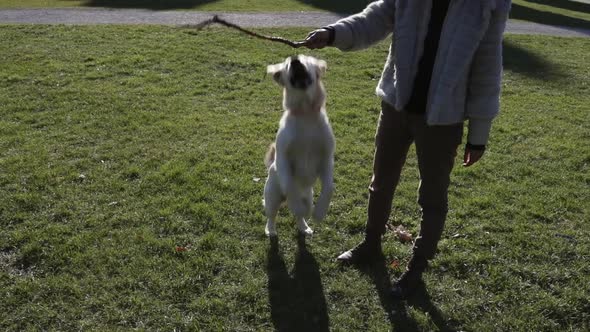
[0,0,369,12]
[1,0,590,30]
[0,25,589,331]
[510,0,590,30]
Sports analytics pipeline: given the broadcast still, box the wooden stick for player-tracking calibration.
[180,15,305,49]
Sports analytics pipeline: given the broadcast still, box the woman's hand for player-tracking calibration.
[303,28,332,49]
[463,145,485,167]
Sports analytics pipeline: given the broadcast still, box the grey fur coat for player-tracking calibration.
[328,0,512,145]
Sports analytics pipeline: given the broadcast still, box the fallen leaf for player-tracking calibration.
[394,225,413,243]
[390,259,400,269]
[175,246,188,252]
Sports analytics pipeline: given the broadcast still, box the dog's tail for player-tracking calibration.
[264,143,276,169]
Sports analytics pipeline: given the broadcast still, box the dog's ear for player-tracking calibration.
[314,59,327,78]
[266,63,285,85]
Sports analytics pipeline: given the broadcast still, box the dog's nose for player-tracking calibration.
[290,57,302,66]
[290,58,305,74]
[289,58,311,89]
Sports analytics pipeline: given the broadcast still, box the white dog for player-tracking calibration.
[263,55,335,237]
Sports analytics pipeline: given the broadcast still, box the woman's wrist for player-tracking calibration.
[322,26,335,45]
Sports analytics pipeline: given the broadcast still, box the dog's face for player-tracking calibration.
[267,55,327,91]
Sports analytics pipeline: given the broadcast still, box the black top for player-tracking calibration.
[405,0,451,114]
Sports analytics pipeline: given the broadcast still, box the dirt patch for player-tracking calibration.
[0,248,35,278]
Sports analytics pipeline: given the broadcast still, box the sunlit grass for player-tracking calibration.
[0,25,588,330]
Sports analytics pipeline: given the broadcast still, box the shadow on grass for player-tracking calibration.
[358,262,421,331]
[79,0,371,12]
[406,283,460,332]
[297,1,590,32]
[525,0,590,15]
[503,39,566,81]
[267,235,329,331]
[358,261,458,331]
[293,0,372,14]
[79,0,219,10]
[510,3,590,32]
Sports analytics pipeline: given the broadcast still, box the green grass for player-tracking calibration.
[1,0,590,30]
[0,25,589,331]
[0,0,371,12]
[511,0,590,30]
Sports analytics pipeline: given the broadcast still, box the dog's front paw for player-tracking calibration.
[312,205,329,222]
[265,221,277,237]
[297,219,314,236]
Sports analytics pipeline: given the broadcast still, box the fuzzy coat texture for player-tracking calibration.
[328,0,512,145]
[263,55,335,237]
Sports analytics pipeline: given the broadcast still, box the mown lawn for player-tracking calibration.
[1,25,589,331]
[0,0,371,12]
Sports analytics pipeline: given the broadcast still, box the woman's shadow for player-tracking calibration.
[267,235,329,332]
[357,258,459,332]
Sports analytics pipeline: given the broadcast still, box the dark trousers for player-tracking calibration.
[366,101,463,260]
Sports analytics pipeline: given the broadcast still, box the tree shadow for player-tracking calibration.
[356,259,459,331]
[525,0,590,15]
[80,0,219,10]
[293,0,372,14]
[267,235,329,332]
[502,39,566,81]
[510,3,590,31]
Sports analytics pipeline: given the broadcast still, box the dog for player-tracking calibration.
[263,55,335,237]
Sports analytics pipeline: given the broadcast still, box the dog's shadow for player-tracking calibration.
[358,260,458,332]
[267,235,329,332]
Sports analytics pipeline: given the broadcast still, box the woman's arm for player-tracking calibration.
[304,0,396,51]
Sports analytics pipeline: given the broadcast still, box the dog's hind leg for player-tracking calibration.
[263,166,282,237]
[303,187,313,218]
[296,216,313,236]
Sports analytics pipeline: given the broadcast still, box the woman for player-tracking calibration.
[304,0,512,298]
